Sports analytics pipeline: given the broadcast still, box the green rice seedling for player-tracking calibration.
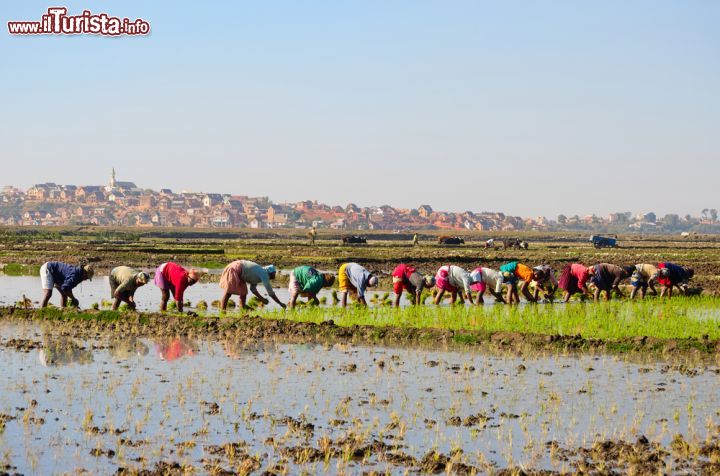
[196,300,208,310]
[257,295,720,341]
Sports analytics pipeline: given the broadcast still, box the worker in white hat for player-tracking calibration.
[219,260,286,310]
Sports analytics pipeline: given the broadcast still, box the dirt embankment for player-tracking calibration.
[1,306,719,357]
[111,432,720,476]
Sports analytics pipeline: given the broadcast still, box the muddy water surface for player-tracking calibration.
[1,321,719,474]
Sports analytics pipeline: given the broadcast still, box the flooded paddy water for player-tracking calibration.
[2,320,720,474]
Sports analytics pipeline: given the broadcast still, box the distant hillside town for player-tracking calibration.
[1,170,718,233]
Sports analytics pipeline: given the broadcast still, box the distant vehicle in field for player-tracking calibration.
[501,238,528,249]
[589,235,617,248]
[438,236,465,245]
[342,235,367,244]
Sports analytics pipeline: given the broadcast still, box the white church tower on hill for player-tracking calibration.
[106,167,138,192]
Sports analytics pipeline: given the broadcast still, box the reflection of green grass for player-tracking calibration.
[1,263,40,276]
[37,307,124,322]
[189,260,226,269]
[263,296,720,340]
[453,333,478,345]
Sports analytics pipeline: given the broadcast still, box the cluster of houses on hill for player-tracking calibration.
[0,170,716,233]
[0,170,532,230]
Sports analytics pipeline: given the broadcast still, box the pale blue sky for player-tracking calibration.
[2,1,718,217]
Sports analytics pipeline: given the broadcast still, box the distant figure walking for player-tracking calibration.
[412,234,419,246]
[40,261,94,308]
[109,266,149,310]
[308,226,317,245]
[154,262,203,313]
[219,260,285,310]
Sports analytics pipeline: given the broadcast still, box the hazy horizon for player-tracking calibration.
[2,1,718,218]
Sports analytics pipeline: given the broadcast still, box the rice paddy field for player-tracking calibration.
[2,227,720,474]
[1,226,720,293]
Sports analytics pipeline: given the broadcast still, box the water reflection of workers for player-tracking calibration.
[38,336,93,367]
[154,337,196,362]
[109,337,149,359]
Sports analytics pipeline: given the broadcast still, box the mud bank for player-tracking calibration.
[111,433,720,475]
[1,306,718,356]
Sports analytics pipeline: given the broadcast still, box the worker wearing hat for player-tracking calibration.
[219,259,286,310]
[40,261,94,308]
[154,262,204,313]
[338,262,379,307]
[109,265,150,310]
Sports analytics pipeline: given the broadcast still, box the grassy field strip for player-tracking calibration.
[3,295,720,342]
[256,297,720,340]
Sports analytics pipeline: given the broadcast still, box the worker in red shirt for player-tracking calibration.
[153,262,204,312]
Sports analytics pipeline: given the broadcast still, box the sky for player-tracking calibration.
[1,1,718,218]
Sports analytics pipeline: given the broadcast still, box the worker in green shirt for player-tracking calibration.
[287,265,335,308]
[109,266,150,310]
